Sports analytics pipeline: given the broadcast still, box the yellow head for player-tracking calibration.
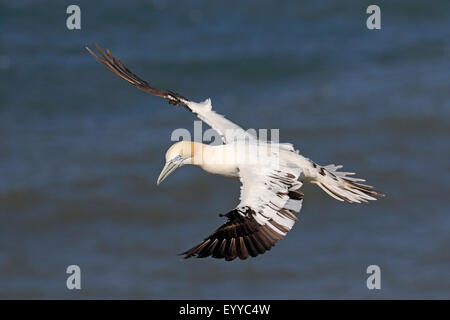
[157,141,204,185]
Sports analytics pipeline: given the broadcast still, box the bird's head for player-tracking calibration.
[157,141,201,185]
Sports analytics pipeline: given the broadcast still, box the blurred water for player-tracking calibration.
[0,0,449,299]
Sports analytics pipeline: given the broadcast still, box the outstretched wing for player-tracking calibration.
[182,161,304,261]
[86,43,254,143]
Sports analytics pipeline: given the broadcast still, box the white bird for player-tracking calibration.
[87,44,384,261]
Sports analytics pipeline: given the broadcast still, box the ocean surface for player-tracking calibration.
[0,0,449,299]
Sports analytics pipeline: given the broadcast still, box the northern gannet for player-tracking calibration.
[86,43,384,261]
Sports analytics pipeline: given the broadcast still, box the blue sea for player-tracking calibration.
[0,0,449,299]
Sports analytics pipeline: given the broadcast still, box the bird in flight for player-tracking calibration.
[86,43,384,261]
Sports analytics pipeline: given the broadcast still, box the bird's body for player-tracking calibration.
[181,142,287,177]
[174,140,309,180]
[87,44,384,261]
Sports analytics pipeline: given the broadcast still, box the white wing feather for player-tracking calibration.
[237,151,303,236]
[186,99,256,144]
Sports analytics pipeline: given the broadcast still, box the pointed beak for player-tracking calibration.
[157,156,184,185]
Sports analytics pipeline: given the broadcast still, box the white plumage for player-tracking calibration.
[87,43,384,261]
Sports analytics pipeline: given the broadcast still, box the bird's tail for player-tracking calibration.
[307,162,384,203]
